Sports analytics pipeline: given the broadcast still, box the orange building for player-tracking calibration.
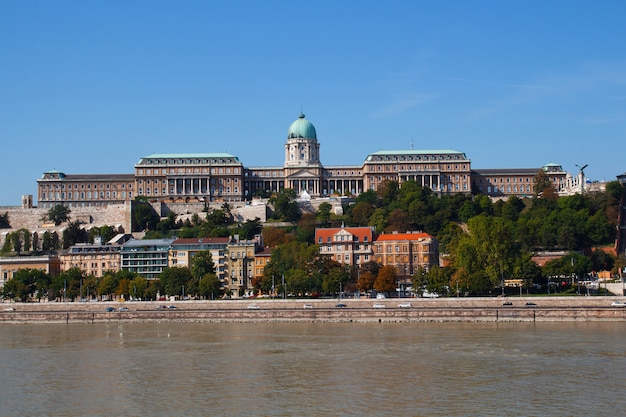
[373,232,439,279]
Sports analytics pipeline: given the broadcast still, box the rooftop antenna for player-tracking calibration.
[575,163,588,193]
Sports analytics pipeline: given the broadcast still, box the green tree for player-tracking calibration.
[190,250,215,280]
[132,200,160,232]
[0,212,10,228]
[88,225,117,244]
[368,208,388,233]
[322,264,350,295]
[453,215,518,292]
[43,204,71,226]
[159,267,193,297]
[316,202,332,226]
[198,273,222,299]
[62,221,88,249]
[1,268,50,302]
[11,231,22,254]
[239,218,262,240]
[349,201,375,226]
[53,268,86,301]
[269,189,300,222]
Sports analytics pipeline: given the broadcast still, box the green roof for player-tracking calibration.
[288,113,317,140]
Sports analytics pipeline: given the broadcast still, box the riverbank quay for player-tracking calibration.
[2,296,626,323]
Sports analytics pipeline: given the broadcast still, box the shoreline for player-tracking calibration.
[2,296,626,323]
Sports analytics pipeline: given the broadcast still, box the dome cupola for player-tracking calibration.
[287,113,317,140]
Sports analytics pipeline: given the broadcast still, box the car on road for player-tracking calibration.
[335,303,347,308]
[373,303,386,309]
[303,304,314,309]
[105,307,116,312]
[502,301,513,306]
[398,302,412,308]
[166,305,177,310]
[247,304,260,309]
[611,301,626,307]
[525,302,538,307]
[156,305,167,310]
[119,307,130,312]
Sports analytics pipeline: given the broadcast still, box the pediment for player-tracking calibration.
[286,169,320,179]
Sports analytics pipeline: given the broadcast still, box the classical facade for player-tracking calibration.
[35,113,585,208]
[471,163,569,197]
[34,114,479,210]
[134,153,244,203]
[37,171,135,209]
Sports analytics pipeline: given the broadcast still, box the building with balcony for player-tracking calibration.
[169,237,230,285]
[59,242,122,278]
[226,236,260,297]
[120,238,175,279]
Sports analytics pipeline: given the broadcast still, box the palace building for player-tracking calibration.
[36,113,570,208]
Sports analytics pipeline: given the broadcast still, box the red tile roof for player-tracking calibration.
[375,232,434,241]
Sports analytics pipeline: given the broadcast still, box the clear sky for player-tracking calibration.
[1,1,625,206]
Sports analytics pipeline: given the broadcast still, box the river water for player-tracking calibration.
[0,322,625,417]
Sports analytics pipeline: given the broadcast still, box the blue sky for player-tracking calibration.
[2,1,625,206]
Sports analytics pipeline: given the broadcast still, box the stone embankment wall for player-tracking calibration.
[2,296,626,323]
[0,204,131,245]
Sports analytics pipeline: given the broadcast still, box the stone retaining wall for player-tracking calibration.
[2,296,626,323]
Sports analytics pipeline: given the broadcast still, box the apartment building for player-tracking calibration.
[59,243,121,277]
[0,255,60,288]
[120,238,175,279]
[169,237,229,284]
[315,226,374,267]
[226,237,258,297]
[373,232,439,279]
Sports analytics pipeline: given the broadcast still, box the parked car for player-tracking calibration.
[247,304,260,309]
[525,302,538,307]
[502,301,513,306]
[335,303,347,308]
[166,305,177,310]
[156,305,167,310]
[373,303,386,309]
[303,304,314,309]
[398,302,412,308]
[119,307,129,312]
[611,301,626,307]
[105,307,116,312]
[3,307,15,312]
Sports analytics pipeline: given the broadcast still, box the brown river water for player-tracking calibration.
[0,321,625,416]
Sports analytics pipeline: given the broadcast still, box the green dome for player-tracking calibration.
[288,113,317,139]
